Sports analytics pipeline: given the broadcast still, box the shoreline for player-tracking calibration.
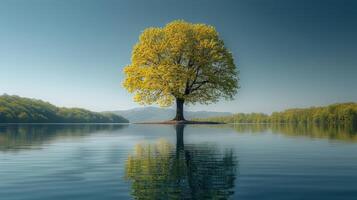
[135,120,225,125]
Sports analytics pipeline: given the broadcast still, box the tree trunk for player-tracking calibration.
[173,98,185,121]
[176,125,185,151]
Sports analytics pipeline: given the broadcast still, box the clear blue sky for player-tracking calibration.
[1,0,356,113]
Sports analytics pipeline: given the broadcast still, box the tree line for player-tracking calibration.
[0,95,129,123]
[196,103,357,127]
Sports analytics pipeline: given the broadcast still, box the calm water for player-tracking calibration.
[1,124,357,200]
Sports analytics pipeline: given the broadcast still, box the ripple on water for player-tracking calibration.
[1,124,357,200]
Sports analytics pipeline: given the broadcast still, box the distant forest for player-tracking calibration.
[0,95,129,123]
[196,103,357,127]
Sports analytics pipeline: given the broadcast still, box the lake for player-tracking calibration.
[1,124,357,200]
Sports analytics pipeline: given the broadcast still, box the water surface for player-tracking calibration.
[1,124,357,199]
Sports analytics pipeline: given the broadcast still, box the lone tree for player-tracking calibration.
[123,20,239,121]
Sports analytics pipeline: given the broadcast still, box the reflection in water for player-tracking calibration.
[125,125,238,200]
[1,124,357,199]
[231,123,357,142]
[0,124,127,151]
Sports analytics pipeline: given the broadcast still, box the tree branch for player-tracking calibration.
[190,80,209,92]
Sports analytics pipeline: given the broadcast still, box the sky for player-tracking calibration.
[0,0,356,113]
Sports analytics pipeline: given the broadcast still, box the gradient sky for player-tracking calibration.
[1,0,356,113]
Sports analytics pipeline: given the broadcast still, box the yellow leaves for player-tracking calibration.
[122,20,239,107]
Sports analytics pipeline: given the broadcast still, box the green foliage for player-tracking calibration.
[270,103,357,126]
[123,20,239,106]
[0,95,129,123]
[195,103,357,127]
[194,112,270,124]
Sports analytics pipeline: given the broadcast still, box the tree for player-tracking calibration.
[123,20,239,121]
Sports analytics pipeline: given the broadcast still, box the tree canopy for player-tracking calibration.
[123,20,239,120]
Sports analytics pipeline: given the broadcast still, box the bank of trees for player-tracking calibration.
[270,103,357,126]
[196,113,269,124]
[0,95,129,123]
[196,103,357,127]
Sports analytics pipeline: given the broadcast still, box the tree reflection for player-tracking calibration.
[0,124,127,151]
[125,125,237,200]
[229,123,357,142]
[271,123,357,142]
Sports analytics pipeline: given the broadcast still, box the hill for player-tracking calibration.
[0,95,129,123]
[104,107,231,122]
[195,102,357,127]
